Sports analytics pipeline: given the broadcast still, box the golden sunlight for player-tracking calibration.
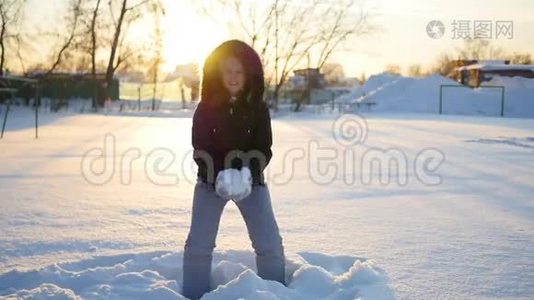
[160,0,230,73]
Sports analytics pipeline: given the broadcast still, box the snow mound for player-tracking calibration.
[367,74,459,113]
[484,76,534,118]
[334,73,402,104]
[335,73,459,113]
[0,250,392,299]
[336,73,534,117]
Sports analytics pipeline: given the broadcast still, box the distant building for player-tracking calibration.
[289,68,326,90]
[27,72,120,101]
[451,60,534,87]
[309,87,352,105]
[285,68,328,105]
[1,72,119,108]
[282,68,356,105]
[166,64,200,101]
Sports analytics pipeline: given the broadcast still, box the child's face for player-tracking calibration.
[219,56,245,97]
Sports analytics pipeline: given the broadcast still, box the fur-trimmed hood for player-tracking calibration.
[201,40,265,107]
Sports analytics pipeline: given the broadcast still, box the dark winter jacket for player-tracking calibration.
[192,40,272,186]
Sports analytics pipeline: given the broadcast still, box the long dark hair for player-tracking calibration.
[201,40,265,107]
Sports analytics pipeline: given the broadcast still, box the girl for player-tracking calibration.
[182,40,286,299]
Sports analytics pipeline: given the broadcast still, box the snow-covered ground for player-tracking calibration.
[334,73,534,118]
[0,107,533,299]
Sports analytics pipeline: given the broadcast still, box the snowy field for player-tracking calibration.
[0,107,533,299]
[334,74,534,118]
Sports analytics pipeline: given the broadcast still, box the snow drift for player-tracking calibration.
[336,73,534,118]
[0,250,392,299]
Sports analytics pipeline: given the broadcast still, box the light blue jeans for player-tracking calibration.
[182,179,285,299]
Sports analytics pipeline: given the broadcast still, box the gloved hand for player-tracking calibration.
[215,167,252,202]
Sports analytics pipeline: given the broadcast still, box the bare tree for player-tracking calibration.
[103,0,129,104]
[63,0,107,109]
[315,1,373,69]
[508,52,532,65]
[456,39,506,61]
[0,0,25,75]
[429,53,454,76]
[194,0,375,109]
[46,0,85,74]
[13,33,26,73]
[430,39,513,76]
[23,0,163,108]
[87,0,103,109]
[102,0,159,105]
[147,1,164,111]
[322,63,345,85]
[407,64,423,77]
[385,64,401,75]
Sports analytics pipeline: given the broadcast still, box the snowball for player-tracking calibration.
[215,167,252,202]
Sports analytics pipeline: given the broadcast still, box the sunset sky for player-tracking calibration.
[22,0,534,77]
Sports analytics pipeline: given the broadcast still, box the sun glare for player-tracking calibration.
[161,0,230,73]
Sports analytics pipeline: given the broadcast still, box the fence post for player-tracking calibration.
[35,82,40,139]
[1,99,10,139]
[439,85,443,114]
[137,85,141,111]
[500,86,505,117]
